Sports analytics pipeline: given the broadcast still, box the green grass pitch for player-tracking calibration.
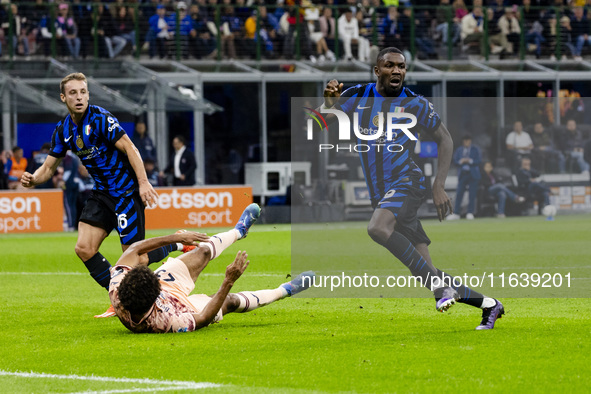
[0,215,589,393]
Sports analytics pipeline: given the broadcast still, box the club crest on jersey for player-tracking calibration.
[372,115,380,127]
[76,136,84,149]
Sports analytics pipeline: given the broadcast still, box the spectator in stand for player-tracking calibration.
[506,121,533,169]
[410,8,438,59]
[435,0,461,46]
[481,161,526,218]
[282,4,313,60]
[447,135,482,220]
[560,119,590,174]
[306,8,334,62]
[219,2,244,59]
[319,6,338,56]
[530,122,566,173]
[245,6,280,59]
[522,0,545,59]
[515,157,550,213]
[189,4,216,59]
[490,0,506,25]
[453,0,469,21]
[546,12,575,59]
[132,121,157,164]
[497,7,521,56]
[147,4,171,59]
[570,6,590,60]
[56,3,81,59]
[0,4,31,57]
[487,7,510,56]
[338,9,370,61]
[381,7,403,49]
[166,1,196,59]
[86,4,119,59]
[461,7,485,55]
[5,146,28,190]
[112,6,136,57]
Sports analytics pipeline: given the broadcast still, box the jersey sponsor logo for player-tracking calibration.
[108,123,120,132]
[75,145,99,160]
[107,116,115,124]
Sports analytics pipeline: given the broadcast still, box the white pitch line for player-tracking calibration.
[0,370,221,392]
[69,387,199,394]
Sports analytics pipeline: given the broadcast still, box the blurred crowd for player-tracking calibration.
[1,0,591,61]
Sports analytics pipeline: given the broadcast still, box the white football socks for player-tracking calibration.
[235,288,289,313]
[481,297,496,309]
[202,229,240,260]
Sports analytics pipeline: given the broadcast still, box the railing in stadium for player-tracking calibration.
[0,3,588,62]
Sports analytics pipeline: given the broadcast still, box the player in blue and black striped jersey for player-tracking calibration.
[21,73,188,318]
[321,47,504,329]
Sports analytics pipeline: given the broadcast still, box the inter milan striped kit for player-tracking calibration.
[335,84,440,245]
[49,105,144,245]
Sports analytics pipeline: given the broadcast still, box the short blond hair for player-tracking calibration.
[60,72,87,95]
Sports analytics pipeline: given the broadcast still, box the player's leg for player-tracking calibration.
[368,207,440,293]
[76,192,120,290]
[414,230,504,329]
[76,221,111,289]
[177,203,262,281]
[117,193,184,265]
[220,271,315,315]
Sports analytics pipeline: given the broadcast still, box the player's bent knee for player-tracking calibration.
[192,244,212,259]
[74,244,97,261]
[367,223,392,245]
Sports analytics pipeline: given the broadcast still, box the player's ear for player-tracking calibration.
[374,65,379,78]
[60,93,65,102]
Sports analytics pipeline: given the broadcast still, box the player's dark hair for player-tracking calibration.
[376,47,405,64]
[462,134,472,140]
[173,135,187,145]
[118,266,161,316]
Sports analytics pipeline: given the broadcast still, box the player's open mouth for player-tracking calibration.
[390,78,401,87]
[75,104,84,109]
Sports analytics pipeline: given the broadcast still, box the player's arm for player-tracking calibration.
[316,79,344,125]
[114,134,159,208]
[116,231,210,268]
[21,155,62,188]
[191,251,249,330]
[431,123,454,221]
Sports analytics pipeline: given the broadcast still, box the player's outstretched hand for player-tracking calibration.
[139,180,159,208]
[432,184,453,222]
[20,172,36,188]
[323,79,343,108]
[225,251,249,282]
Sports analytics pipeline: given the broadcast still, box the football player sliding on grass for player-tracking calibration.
[108,203,314,333]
